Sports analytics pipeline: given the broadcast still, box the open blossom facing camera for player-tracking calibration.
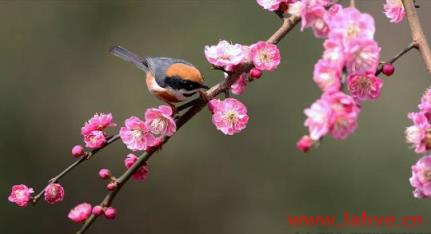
[327,7,375,45]
[344,39,381,74]
[347,72,383,102]
[8,184,34,207]
[250,41,281,71]
[120,116,158,151]
[44,183,65,204]
[209,98,249,135]
[81,113,116,149]
[68,203,92,223]
[410,155,431,199]
[144,105,176,138]
[124,154,149,181]
[204,40,248,71]
[384,0,405,23]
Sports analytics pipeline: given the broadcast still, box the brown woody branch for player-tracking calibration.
[402,0,431,75]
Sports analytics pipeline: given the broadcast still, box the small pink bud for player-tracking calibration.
[44,183,64,204]
[104,207,116,219]
[382,63,395,76]
[92,205,104,216]
[296,135,314,153]
[71,145,85,158]
[98,169,111,180]
[250,68,262,79]
[106,182,117,191]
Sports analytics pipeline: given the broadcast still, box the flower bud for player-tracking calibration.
[92,205,104,216]
[296,135,314,153]
[98,169,111,180]
[71,145,85,158]
[382,63,395,76]
[104,207,116,219]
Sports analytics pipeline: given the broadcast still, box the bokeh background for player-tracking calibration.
[2,0,431,233]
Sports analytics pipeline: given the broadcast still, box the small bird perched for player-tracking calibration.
[110,45,209,110]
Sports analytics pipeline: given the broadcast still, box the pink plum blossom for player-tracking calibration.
[304,91,360,141]
[81,113,116,135]
[419,88,431,114]
[124,154,149,181]
[406,112,431,154]
[384,0,405,23]
[250,41,281,71]
[120,116,159,151]
[322,39,345,68]
[144,105,176,138]
[324,91,360,140]
[44,183,64,205]
[81,113,116,149]
[68,203,92,223]
[83,130,106,149]
[8,184,34,207]
[304,97,332,140]
[231,73,248,95]
[204,40,248,71]
[410,155,431,198]
[296,2,330,38]
[313,59,341,93]
[209,98,249,135]
[347,72,383,102]
[327,7,375,45]
[344,39,381,74]
[257,0,293,12]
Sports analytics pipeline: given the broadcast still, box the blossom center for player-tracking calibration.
[346,23,359,39]
[150,118,167,136]
[425,129,431,149]
[132,129,142,138]
[224,110,238,124]
[423,169,431,181]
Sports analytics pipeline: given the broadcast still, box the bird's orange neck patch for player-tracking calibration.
[165,63,204,84]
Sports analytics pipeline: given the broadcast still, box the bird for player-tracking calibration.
[109,45,209,111]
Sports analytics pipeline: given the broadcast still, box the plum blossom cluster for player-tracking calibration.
[120,105,176,151]
[297,91,361,151]
[293,3,388,151]
[204,39,281,134]
[68,203,116,223]
[204,40,280,96]
[81,113,116,149]
[406,88,431,198]
[8,183,65,207]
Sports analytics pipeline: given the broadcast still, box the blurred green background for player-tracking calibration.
[2,0,431,233]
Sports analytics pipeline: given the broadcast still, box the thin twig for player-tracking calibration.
[402,0,431,75]
[76,14,301,234]
[31,135,120,204]
[375,42,417,76]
